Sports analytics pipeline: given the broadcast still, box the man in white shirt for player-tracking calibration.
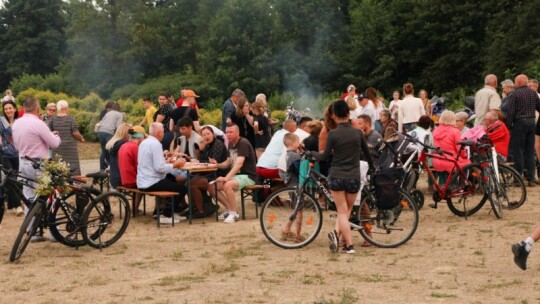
[358,94,377,124]
[137,122,188,224]
[474,74,501,126]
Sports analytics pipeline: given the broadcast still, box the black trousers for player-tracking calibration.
[140,174,186,217]
[0,156,21,209]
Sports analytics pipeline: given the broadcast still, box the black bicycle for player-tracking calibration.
[260,152,419,249]
[9,158,130,262]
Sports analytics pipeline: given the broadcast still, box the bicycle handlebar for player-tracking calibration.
[402,132,456,157]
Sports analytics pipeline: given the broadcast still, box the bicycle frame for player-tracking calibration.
[417,145,474,200]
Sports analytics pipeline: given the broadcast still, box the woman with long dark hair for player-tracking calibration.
[0,100,23,216]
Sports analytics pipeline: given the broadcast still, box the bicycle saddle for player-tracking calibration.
[456,140,475,147]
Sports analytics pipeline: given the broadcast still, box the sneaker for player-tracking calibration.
[512,241,529,270]
[159,215,174,225]
[218,211,230,221]
[328,230,339,253]
[342,245,355,254]
[30,235,47,243]
[173,214,187,222]
[15,206,24,217]
[223,212,239,224]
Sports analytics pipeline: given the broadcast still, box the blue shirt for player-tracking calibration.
[137,136,174,189]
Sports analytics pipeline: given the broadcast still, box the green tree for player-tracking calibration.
[60,0,142,97]
[0,0,66,90]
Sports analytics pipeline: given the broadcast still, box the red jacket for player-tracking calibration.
[486,120,510,158]
[118,141,139,187]
[432,124,470,172]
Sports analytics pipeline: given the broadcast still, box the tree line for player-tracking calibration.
[0,0,539,107]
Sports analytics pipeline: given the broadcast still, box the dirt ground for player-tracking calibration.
[1,158,540,304]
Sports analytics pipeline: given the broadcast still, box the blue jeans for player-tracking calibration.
[98,132,113,170]
[509,118,536,180]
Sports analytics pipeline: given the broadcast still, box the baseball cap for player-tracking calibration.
[130,125,148,138]
[183,89,199,98]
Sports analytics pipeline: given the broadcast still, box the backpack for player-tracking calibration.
[373,167,404,210]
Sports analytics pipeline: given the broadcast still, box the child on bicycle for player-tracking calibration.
[281,133,304,243]
[311,99,373,254]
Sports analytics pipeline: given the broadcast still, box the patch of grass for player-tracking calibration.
[430,292,457,298]
[223,247,247,259]
[358,273,385,283]
[61,286,75,292]
[302,273,325,285]
[86,276,110,286]
[477,279,522,291]
[171,250,183,261]
[205,262,240,275]
[128,261,148,269]
[105,243,128,255]
[315,287,359,304]
[200,251,211,258]
[152,275,205,287]
[136,296,153,301]
[78,142,101,160]
[473,250,484,256]
[274,269,296,279]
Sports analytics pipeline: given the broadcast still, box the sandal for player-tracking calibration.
[281,231,295,239]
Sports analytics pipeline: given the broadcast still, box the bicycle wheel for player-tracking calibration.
[358,189,419,248]
[497,164,526,209]
[82,191,130,249]
[410,189,424,209]
[9,200,46,262]
[483,167,503,219]
[446,163,488,217]
[260,187,322,249]
[49,187,101,247]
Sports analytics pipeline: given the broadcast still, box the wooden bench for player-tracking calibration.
[116,186,178,228]
[240,178,284,220]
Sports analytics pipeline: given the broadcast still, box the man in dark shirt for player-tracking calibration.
[208,123,257,223]
[171,89,201,133]
[506,74,540,185]
[221,89,245,131]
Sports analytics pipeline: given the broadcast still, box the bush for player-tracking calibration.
[9,74,44,95]
[110,84,139,100]
[16,88,72,109]
[271,110,286,123]
[71,109,100,141]
[78,93,104,113]
[9,73,68,95]
[199,109,222,127]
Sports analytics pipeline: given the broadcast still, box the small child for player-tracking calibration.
[282,133,304,243]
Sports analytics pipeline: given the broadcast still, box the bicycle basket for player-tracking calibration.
[373,167,404,210]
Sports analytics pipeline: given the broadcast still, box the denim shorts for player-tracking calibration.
[327,176,360,194]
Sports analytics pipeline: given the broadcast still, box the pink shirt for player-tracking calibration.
[12,113,61,159]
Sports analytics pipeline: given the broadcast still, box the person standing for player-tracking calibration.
[0,100,23,216]
[41,103,57,123]
[12,96,61,202]
[138,97,157,128]
[97,101,123,171]
[398,83,425,132]
[48,100,85,176]
[311,100,373,254]
[500,79,514,122]
[153,93,174,151]
[171,89,201,133]
[506,74,540,186]
[221,89,245,131]
[474,74,501,126]
[388,90,401,121]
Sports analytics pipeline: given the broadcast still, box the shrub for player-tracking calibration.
[199,109,222,127]
[271,110,286,123]
[110,84,139,100]
[16,88,72,109]
[71,109,100,141]
[79,93,104,113]
[9,74,44,95]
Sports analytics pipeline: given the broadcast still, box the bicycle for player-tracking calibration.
[402,132,487,218]
[260,151,419,249]
[458,135,526,218]
[9,158,130,262]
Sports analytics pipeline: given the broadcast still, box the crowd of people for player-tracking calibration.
[1,72,540,257]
